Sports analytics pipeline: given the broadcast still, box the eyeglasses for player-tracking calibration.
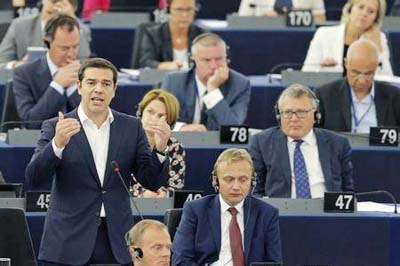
[170,7,196,14]
[348,69,375,80]
[280,108,315,119]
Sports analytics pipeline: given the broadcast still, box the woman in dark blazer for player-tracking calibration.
[136,0,205,70]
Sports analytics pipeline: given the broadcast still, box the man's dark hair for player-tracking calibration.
[44,14,80,41]
[78,58,118,85]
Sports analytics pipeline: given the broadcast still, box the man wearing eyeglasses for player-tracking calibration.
[13,14,81,128]
[315,39,400,133]
[249,83,354,198]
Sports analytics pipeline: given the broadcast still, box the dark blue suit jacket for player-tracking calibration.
[250,127,354,197]
[161,68,250,130]
[13,56,80,127]
[25,109,168,265]
[172,195,282,265]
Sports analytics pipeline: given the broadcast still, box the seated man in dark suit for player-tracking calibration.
[250,84,354,198]
[26,58,171,265]
[161,33,251,131]
[126,219,172,266]
[13,14,82,128]
[0,0,91,69]
[172,148,282,265]
[315,39,400,133]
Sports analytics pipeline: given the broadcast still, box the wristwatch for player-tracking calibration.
[155,147,168,156]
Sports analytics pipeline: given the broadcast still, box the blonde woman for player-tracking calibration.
[132,89,185,198]
[302,0,393,76]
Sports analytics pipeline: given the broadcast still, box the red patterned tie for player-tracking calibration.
[228,207,245,266]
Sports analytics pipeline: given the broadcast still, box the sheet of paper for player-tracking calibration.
[357,201,397,213]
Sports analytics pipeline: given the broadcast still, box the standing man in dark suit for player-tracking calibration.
[315,39,400,133]
[26,58,171,265]
[250,84,354,198]
[172,148,282,265]
[161,33,251,131]
[13,14,81,128]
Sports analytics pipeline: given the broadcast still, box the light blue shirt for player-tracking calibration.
[350,84,377,133]
[46,52,77,97]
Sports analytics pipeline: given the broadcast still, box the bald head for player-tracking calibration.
[345,40,379,99]
[346,39,379,68]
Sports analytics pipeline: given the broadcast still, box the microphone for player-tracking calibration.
[111,160,144,220]
[355,190,398,214]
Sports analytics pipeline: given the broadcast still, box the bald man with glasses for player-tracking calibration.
[315,39,400,133]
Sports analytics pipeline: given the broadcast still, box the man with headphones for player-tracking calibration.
[315,39,400,133]
[0,0,91,69]
[126,219,172,266]
[172,148,282,265]
[161,33,250,131]
[250,84,354,198]
[13,14,81,128]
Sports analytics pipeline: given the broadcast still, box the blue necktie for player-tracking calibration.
[294,140,311,198]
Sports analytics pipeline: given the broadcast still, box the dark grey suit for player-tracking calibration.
[0,14,91,67]
[161,68,251,130]
[136,22,205,69]
[250,127,354,198]
[315,78,400,132]
[13,56,80,127]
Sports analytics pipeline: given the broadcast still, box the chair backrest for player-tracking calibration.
[163,208,183,241]
[0,22,10,43]
[130,22,158,69]
[0,208,37,266]
[91,12,150,27]
[0,80,21,132]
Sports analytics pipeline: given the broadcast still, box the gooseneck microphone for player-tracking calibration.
[111,160,144,220]
[356,190,398,214]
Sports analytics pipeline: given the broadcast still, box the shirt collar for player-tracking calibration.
[195,74,207,97]
[287,128,316,146]
[350,83,375,104]
[219,194,244,216]
[77,104,114,125]
[46,52,58,77]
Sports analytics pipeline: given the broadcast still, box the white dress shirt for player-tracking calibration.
[52,104,114,217]
[210,195,245,266]
[172,48,189,70]
[174,75,224,130]
[287,129,326,198]
[350,84,377,133]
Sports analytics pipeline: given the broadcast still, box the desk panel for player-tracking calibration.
[26,212,400,266]
[89,25,400,76]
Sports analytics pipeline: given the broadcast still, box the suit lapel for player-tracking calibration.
[207,196,221,254]
[162,23,173,60]
[374,82,387,126]
[340,80,352,131]
[103,113,122,186]
[277,130,291,191]
[315,129,332,190]
[243,196,256,262]
[68,111,101,187]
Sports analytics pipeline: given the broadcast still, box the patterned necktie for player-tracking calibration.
[228,207,245,266]
[294,140,311,198]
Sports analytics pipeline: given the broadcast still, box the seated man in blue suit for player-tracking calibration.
[26,58,171,265]
[172,148,282,265]
[250,84,354,198]
[161,33,251,131]
[13,14,82,128]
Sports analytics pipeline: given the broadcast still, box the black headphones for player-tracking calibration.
[274,89,322,125]
[189,32,231,68]
[125,232,144,260]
